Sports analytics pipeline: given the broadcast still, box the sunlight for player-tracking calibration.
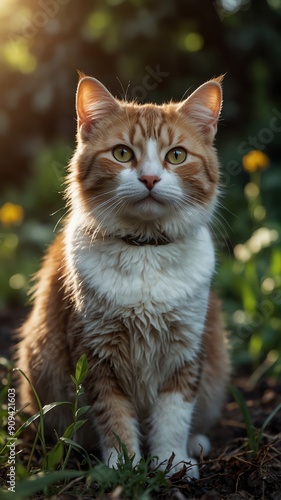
[2,40,37,73]
[0,0,17,16]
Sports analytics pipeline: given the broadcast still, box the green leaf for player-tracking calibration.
[60,436,88,454]
[257,402,281,448]
[60,437,93,469]
[8,470,85,497]
[15,461,29,480]
[13,367,47,459]
[261,401,281,433]
[113,432,132,466]
[72,419,88,433]
[45,441,64,469]
[0,400,73,459]
[88,462,119,485]
[230,384,257,452]
[62,419,88,438]
[75,354,88,384]
[16,401,73,435]
[76,405,91,418]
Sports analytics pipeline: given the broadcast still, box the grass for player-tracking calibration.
[1,355,281,499]
[230,383,281,455]
[0,355,170,499]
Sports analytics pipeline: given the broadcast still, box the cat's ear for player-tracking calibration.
[177,78,223,142]
[76,76,120,139]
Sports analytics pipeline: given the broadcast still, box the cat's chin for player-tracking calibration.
[130,196,169,221]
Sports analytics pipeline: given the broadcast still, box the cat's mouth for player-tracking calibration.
[139,193,164,205]
[143,194,158,202]
[129,192,168,221]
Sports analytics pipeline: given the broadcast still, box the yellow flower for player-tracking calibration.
[242,150,270,173]
[0,202,24,226]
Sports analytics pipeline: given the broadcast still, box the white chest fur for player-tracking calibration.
[65,222,215,403]
[68,224,214,305]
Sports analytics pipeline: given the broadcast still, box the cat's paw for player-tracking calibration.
[103,447,142,469]
[130,451,142,467]
[188,434,211,458]
[103,447,119,469]
[151,451,199,479]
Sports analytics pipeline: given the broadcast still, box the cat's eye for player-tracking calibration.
[112,145,134,163]
[166,147,187,165]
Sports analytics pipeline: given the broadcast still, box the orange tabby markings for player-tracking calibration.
[16,74,230,478]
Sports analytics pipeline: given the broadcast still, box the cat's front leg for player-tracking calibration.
[86,359,141,468]
[148,357,201,479]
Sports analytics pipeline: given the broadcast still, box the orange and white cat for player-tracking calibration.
[17,75,230,478]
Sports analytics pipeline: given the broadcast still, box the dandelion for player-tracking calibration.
[0,202,24,226]
[242,150,270,173]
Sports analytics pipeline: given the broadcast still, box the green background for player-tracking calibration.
[0,0,281,374]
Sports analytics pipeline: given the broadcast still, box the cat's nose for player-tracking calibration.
[139,175,160,190]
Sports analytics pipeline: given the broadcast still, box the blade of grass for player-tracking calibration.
[256,401,281,448]
[13,470,86,498]
[230,384,257,453]
[13,368,47,460]
[62,356,89,471]
[16,401,73,437]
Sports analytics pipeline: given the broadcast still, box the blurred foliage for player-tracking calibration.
[215,162,281,375]
[0,0,281,373]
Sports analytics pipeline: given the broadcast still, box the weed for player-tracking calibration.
[230,384,281,454]
[0,355,170,499]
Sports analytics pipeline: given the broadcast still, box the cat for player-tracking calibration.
[16,74,230,479]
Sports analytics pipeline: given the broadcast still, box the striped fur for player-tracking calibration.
[16,76,230,478]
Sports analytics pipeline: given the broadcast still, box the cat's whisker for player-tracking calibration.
[209,222,231,253]
[181,197,230,251]
[91,194,121,211]
[86,189,119,202]
[116,77,131,103]
[215,199,237,224]
[178,191,232,250]
[53,209,68,233]
[91,196,128,237]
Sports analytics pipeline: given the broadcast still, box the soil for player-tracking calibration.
[1,308,281,499]
[171,375,281,500]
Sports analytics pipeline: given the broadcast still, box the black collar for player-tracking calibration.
[122,234,172,246]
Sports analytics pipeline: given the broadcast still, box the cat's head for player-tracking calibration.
[68,75,223,241]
